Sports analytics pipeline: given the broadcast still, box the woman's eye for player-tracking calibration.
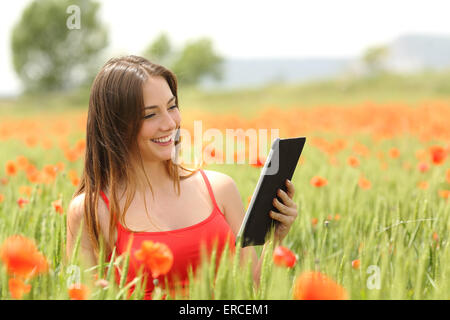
[143,105,178,119]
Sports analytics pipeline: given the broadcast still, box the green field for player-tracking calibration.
[0,74,449,300]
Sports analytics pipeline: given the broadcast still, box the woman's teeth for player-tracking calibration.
[151,136,172,143]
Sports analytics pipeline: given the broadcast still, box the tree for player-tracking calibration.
[362,45,389,75]
[169,37,224,88]
[11,0,108,93]
[142,32,173,67]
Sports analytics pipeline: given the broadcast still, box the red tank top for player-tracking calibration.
[100,169,236,299]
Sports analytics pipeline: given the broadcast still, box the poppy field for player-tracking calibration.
[0,98,449,300]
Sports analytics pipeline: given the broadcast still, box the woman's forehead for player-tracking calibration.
[142,76,173,105]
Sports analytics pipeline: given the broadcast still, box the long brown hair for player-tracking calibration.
[72,55,197,261]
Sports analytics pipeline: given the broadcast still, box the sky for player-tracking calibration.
[1,0,450,95]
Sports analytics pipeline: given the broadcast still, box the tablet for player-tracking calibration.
[236,136,306,247]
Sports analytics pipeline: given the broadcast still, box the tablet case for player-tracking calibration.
[237,137,306,247]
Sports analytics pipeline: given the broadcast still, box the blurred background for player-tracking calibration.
[1,0,450,114]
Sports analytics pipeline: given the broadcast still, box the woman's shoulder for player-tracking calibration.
[200,169,246,236]
[201,169,235,187]
[67,192,86,220]
[67,192,110,223]
[200,169,240,211]
[179,167,234,186]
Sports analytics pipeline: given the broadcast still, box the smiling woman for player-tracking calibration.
[65,55,299,300]
[65,55,235,299]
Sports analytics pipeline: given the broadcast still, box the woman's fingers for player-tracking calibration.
[268,181,299,244]
[270,180,299,227]
[286,179,295,199]
[273,197,289,214]
[272,196,297,218]
[270,210,294,225]
[276,188,297,210]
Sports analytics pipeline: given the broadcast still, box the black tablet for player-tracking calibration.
[236,136,306,247]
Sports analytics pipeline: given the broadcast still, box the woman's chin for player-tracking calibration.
[155,150,176,162]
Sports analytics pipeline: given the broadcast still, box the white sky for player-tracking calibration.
[1,0,450,95]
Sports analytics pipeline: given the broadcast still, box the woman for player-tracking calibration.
[66,55,298,299]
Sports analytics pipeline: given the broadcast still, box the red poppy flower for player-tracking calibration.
[417,181,429,190]
[358,177,371,190]
[74,139,86,154]
[19,186,32,197]
[347,156,360,168]
[389,148,400,159]
[438,190,450,200]
[310,176,328,187]
[203,146,223,165]
[432,232,439,242]
[417,162,429,173]
[52,199,64,215]
[293,271,348,300]
[17,198,29,208]
[68,283,90,300]
[68,170,80,187]
[273,246,297,268]
[5,160,17,176]
[351,259,360,269]
[9,278,31,299]
[0,235,48,279]
[134,241,174,278]
[250,155,265,168]
[429,145,446,165]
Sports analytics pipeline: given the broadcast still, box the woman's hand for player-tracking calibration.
[269,179,298,245]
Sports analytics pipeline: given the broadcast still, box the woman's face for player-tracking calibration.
[136,76,181,162]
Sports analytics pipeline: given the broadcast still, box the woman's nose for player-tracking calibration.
[160,110,177,130]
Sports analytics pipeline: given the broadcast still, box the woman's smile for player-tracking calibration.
[150,133,175,145]
[151,137,173,146]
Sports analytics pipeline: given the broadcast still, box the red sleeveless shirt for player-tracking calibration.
[100,169,236,299]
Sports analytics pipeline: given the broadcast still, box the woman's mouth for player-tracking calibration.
[151,135,173,146]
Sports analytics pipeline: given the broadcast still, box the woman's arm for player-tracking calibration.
[66,194,97,269]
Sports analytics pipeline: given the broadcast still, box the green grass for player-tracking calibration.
[0,130,448,299]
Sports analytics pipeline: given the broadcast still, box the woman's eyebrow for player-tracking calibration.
[144,96,176,110]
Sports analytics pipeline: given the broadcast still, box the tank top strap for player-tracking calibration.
[99,190,110,210]
[99,190,121,229]
[199,169,223,215]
